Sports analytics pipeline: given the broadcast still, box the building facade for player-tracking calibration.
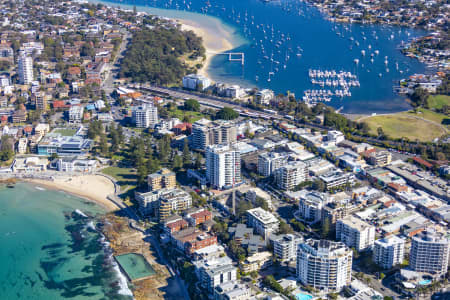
[272,234,303,262]
[148,168,176,191]
[257,152,288,177]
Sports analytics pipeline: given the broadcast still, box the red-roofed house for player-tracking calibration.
[164,218,189,234]
[186,208,212,226]
[412,157,432,169]
[52,100,70,110]
[172,122,192,135]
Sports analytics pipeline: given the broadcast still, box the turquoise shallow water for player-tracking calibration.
[0,183,133,300]
[96,0,428,114]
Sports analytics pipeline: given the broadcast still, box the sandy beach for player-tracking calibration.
[26,175,119,212]
[179,18,236,78]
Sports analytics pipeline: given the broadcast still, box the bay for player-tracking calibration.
[99,0,429,114]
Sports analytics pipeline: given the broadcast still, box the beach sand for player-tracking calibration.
[179,19,235,78]
[26,175,119,212]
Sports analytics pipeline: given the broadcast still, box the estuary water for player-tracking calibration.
[99,0,428,113]
[0,183,133,300]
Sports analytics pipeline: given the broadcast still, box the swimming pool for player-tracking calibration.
[418,279,431,285]
[115,253,156,281]
[296,293,313,300]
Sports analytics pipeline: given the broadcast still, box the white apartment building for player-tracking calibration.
[182,74,211,90]
[246,207,279,241]
[410,229,450,274]
[336,215,375,252]
[327,130,345,144]
[297,239,352,292]
[274,161,308,191]
[132,104,158,128]
[18,55,34,84]
[295,190,329,224]
[214,280,251,300]
[255,89,274,105]
[257,151,288,177]
[68,106,84,122]
[272,234,303,262]
[135,190,161,216]
[206,144,241,190]
[373,236,405,269]
[17,138,27,154]
[319,169,355,190]
[195,256,237,293]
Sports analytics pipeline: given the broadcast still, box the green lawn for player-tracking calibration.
[404,108,449,127]
[101,166,137,191]
[362,113,447,142]
[427,95,450,110]
[53,128,77,136]
[168,108,207,122]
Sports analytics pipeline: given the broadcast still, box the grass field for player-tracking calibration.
[101,166,137,191]
[361,112,447,142]
[53,128,77,136]
[169,108,207,122]
[427,95,450,110]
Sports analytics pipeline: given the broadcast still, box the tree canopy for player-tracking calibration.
[120,27,205,85]
[216,107,239,120]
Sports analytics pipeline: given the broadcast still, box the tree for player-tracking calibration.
[99,133,109,156]
[137,163,148,188]
[172,155,183,170]
[321,217,330,239]
[278,220,293,234]
[184,99,200,112]
[182,139,192,168]
[312,179,325,192]
[0,136,14,161]
[80,43,95,57]
[216,107,239,120]
[194,153,203,169]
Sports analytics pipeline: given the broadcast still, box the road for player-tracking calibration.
[102,29,131,94]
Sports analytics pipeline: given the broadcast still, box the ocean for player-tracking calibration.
[0,183,133,300]
[97,0,429,114]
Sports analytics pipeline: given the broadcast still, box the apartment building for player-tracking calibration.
[246,207,279,241]
[367,151,392,167]
[148,168,176,191]
[206,144,241,190]
[18,55,33,84]
[296,190,329,224]
[297,239,352,292]
[336,215,375,252]
[271,233,303,262]
[16,137,27,154]
[192,119,237,150]
[68,106,83,123]
[182,74,211,90]
[257,151,288,177]
[158,188,192,221]
[255,89,274,105]
[373,235,405,269]
[274,161,308,191]
[132,104,158,128]
[410,229,450,274]
[195,256,237,293]
[319,169,355,190]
